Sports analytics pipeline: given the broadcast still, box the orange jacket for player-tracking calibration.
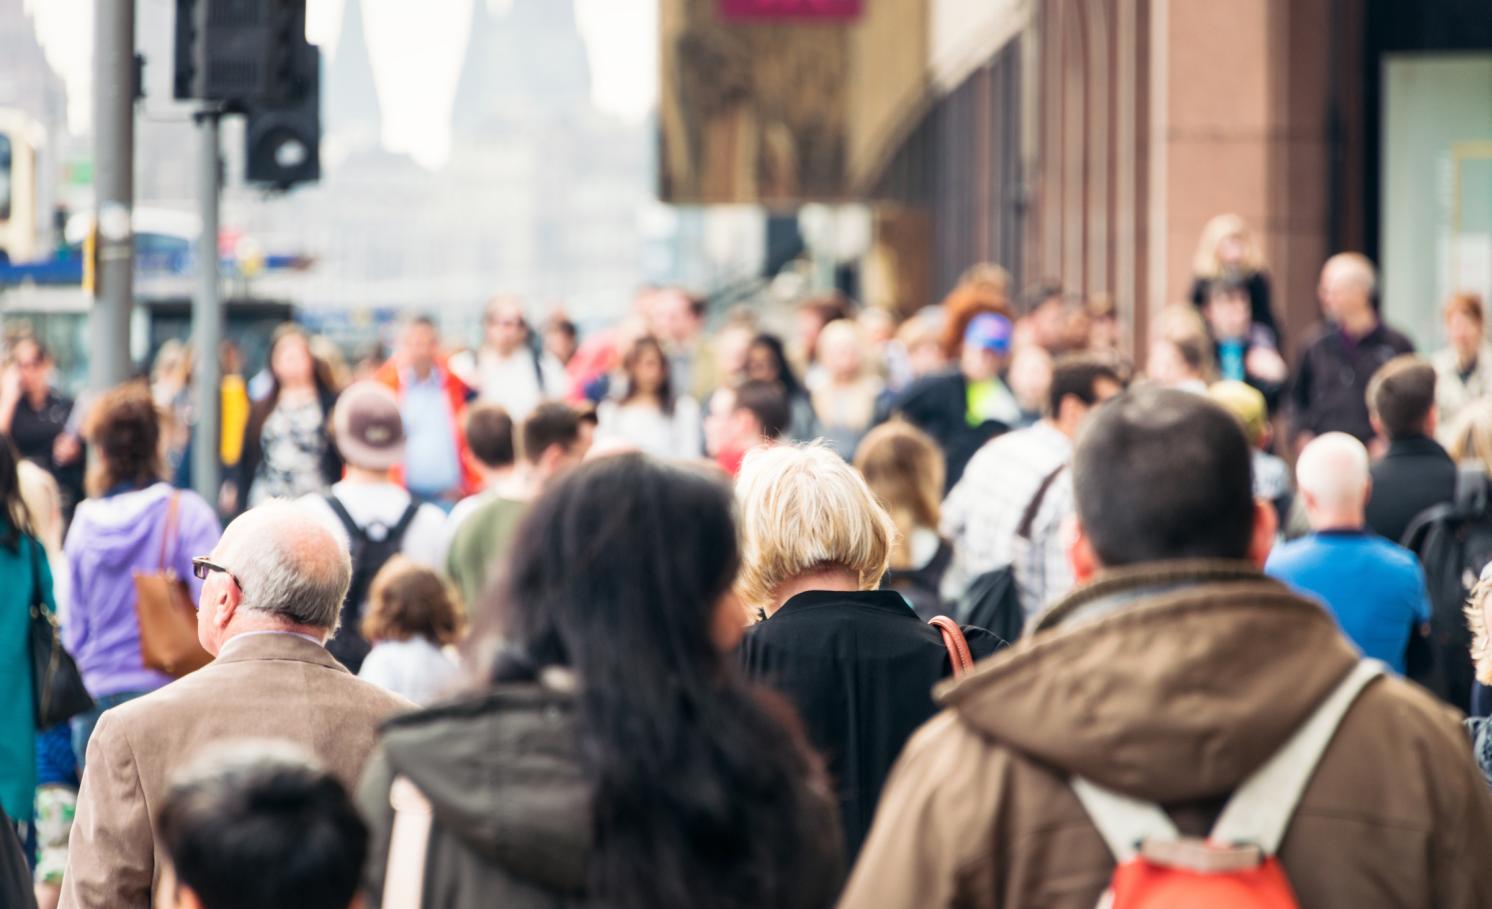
[373,360,480,497]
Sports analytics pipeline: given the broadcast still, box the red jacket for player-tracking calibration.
[374,360,480,497]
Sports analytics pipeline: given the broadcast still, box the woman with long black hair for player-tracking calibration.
[595,335,703,458]
[359,453,841,909]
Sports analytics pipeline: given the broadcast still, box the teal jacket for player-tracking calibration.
[0,532,56,821]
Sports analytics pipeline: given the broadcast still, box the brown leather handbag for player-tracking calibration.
[133,493,212,677]
[929,615,974,677]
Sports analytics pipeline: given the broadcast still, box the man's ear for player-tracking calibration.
[216,580,240,631]
[1369,414,1386,441]
[1068,520,1101,584]
[1248,498,1278,568]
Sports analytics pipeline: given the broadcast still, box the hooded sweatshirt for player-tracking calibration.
[64,483,221,698]
[838,561,1492,909]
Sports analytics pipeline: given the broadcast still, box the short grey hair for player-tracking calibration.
[219,501,351,631]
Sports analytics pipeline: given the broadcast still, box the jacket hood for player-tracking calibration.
[71,484,176,566]
[377,676,590,893]
[937,560,1361,803]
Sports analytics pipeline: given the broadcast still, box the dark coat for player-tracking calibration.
[879,371,1008,491]
[1367,435,1457,545]
[1289,322,1414,442]
[360,680,842,909]
[738,589,1001,860]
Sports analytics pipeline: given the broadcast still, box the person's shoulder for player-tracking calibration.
[1363,536,1423,573]
[1382,324,1415,352]
[174,488,219,522]
[1348,673,1466,756]
[1298,323,1337,350]
[412,501,447,526]
[338,668,419,715]
[1264,536,1315,572]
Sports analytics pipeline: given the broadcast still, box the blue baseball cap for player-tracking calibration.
[963,313,1013,354]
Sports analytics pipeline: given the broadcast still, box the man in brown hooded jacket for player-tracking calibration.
[839,387,1492,909]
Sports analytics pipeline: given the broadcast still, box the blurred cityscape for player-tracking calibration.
[0,0,1490,389]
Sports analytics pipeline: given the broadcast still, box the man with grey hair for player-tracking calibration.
[1289,252,1413,447]
[1266,432,1431,675]
[60,502,413,909]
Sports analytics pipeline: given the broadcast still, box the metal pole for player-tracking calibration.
[192,112,221,505]
[89,0,136,393]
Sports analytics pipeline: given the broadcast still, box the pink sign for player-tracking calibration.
[718,0,863,20]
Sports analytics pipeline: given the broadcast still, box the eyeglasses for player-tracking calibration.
[192,557,245,596]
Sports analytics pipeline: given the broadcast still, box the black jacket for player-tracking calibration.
[738,589,1001,860]
[1367,436,1457,545]
[1289,321,1414,442]
[879,371,1008,491]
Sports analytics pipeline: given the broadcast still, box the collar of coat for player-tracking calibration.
[935,558,1362,803]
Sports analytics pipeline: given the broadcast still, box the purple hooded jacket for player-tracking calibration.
[63,483,222,698]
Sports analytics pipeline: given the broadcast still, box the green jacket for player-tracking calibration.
[445,496,527,607]
[0,532,56,822]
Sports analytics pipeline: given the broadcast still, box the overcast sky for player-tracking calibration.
[26,0,659,167]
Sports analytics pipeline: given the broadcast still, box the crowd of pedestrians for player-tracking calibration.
[5,215,1492,907]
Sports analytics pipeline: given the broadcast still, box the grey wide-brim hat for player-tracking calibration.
[332,381,406,471]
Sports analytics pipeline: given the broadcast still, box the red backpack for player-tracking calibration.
[1070,661,1383,909]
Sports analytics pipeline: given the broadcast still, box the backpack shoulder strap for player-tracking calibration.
[389,501,422,542]
[1209,660,1384,853]
[324,495,365,542]
[1069,777,1180,863]
[1015,464,1067,541]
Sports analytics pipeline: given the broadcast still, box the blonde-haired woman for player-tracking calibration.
[1189,213,1280,342]
[853,422,951,620]
[1465,568,1492,787]
[735,443,998,861]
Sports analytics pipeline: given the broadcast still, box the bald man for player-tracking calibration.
[61,502,414,909]
[1289,253,1414,446]
[1265,433,1431,674]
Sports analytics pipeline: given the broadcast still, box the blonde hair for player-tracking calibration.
[16,461,62,556]
[853,423,943,571]
[1449,400,1492,476]
[1470,577,1492,686]
[1192,213,1263,278]
[735,443,896,611]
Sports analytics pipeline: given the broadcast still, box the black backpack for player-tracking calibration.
[324,496,421,673]
[1401,465,1492,712]
[952,464,1069,647]
[954,565,1024,647]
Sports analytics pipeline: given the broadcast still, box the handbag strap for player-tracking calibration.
[929,615,974,677]
[26,534,42,609]
[157,492,182,573]
[383,775,434,909]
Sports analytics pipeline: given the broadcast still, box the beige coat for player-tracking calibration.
[60,633,414,909]
[839,561,1492,909]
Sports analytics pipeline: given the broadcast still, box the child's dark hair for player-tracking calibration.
[360,556,465,646]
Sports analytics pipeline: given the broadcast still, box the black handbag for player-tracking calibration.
[26,537,93,729]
